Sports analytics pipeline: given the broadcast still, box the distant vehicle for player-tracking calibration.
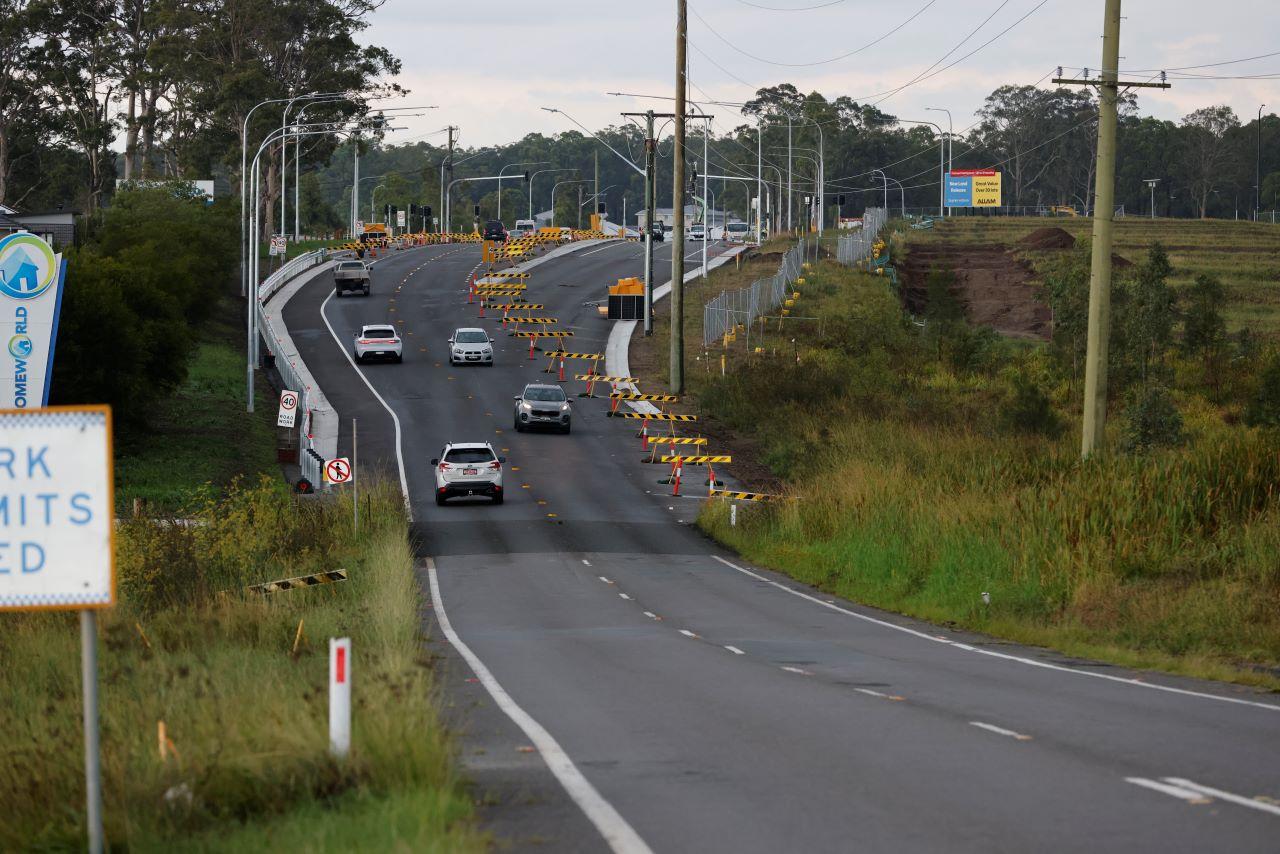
[353,324,402,363]
[513,383,572,434]
[513,218,537,237]
[449,327,494,366]
[432,442,505,505]
[725,222,751,243]
[333,260,371,297]
[649,222,665,242]
[483,220,507,241]
[689,224,706,241]
[558,226,573,242]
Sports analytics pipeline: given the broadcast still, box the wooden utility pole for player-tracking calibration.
[644,111,657,336]
[671,0,687,394]
[1054,0,1168,459]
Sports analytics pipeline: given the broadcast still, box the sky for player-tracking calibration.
[362,0,1279,149]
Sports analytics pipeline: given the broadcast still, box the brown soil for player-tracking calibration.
[1019,226,1076,250]
[899,244,1053,341]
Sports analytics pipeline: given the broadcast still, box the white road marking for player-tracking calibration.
[320,289,411,517]
[582,559,592,566]
[969,721,1033,741]
[724,645,746,655]
[1162,778,1280,816]
[598,576,614,585]
[619,593,632,601]
[643,611,660,620]
[710,555,1280,713]
[781,666,810,676]
[679,629,698,638]
[581,241,633,256]
[426,558,652,854]
[1125,777,1213,804]
[855,688,888,699]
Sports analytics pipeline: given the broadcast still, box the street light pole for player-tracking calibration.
[497,160,548,224]
[550,179,588,226]
[927,107,953,217]
[529,167,576,222]
[1258,104,1267,222]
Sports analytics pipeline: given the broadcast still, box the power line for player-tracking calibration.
[730,0,846,9]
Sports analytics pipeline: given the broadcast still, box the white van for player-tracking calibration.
[725,222,751,243]
[512,218,537,238]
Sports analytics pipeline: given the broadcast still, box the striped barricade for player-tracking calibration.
[247,568,348,594]
[574,373,635,397]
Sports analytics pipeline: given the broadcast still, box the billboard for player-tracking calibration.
[0,232,67,408]
[945,170,1002,208]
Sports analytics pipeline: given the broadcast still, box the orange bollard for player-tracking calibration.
[478,298,485,318]
[671,460,682,496]
[640,418,649,450]
[528,335,537,360]
[558,356,566,382]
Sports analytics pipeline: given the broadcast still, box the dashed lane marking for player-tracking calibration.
[643,611,661,621]
[619,593,631,601]
[1125,778,1213,805]
[855,688,905,701]
[724,645,745,655]
[781,666,811,676]
[969,721,1033,741]
[599,576,614,584]
[679,629,698,639]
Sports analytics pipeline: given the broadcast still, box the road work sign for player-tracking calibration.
[276,390,299,428]
[945,170,1002,207]
[0,406,114,610]
[325,457,353,484]
[0,231,67,409]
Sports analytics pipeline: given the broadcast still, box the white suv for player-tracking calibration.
[354,324,402,363]
[432,442,505,505]
[449,327,495,366]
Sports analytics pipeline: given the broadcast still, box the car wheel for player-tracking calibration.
[335,289,342,298]
[394,354,403,364]
[492,493,504,506]
[562,423,571,435]
[514,419,523,432]
[362,288,370,296]
[435,493,446,506]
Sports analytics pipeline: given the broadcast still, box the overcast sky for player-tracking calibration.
[363,0,1278,149]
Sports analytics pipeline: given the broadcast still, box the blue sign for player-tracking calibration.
[0,232,66,408]
[946,175,973,207]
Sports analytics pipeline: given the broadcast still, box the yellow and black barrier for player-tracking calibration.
[574,374,634,382]
[610,392,679,402]
[509,317,560,324]
[607,411,698,422]
[647,436,707,446]
[514,330,574,338]
[491,303,543,311]
[546,351,603,360]
[247,568,348,594]
[661,455,731,464]
[709,488,773,502]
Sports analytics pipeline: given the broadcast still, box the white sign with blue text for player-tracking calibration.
[0,407,114,610]
[0,232,67,409]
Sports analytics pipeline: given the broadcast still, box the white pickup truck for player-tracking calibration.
[333,260,371,297]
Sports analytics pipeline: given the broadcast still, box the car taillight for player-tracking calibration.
[488,461,501,470]
[438,462,450,472]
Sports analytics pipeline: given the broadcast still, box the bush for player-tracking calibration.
[1120,385,1184,453]
[1245,352,1280,428]
[1000,374,1064,437]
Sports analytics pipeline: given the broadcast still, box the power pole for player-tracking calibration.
[440,125,455,233]
[645,111,656,335]
[671,0,687,394]
[594,150,599,220]
[1055,2,1169,459]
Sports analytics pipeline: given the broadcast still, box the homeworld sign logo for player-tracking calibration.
[0,232,64,408]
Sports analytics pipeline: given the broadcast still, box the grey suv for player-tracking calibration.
[513,383,572,434]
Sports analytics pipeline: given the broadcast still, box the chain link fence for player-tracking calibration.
[703,239,806,348]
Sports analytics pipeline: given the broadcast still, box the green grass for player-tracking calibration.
[114,299,279,513]
[658,253,1280,689]
[907,216,1280,335]
[0,479,482,851]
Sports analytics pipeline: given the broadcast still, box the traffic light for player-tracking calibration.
[423,205,432,219]
[473,204,480,218]
[837,194,846,206]
[596,202,606,214]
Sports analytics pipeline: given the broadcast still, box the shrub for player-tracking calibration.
[1000,374,1064,437]
[1245,352,1280,428]
[1120,385,1184,453]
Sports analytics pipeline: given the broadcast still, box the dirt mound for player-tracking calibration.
[1019,227,1076,250]
[899,244,1052,341]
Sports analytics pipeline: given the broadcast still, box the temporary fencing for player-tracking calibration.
[703,238,806,348]
[836,207,889,267]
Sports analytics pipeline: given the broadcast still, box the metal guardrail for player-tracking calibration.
[836,207,889,267]
[703,239,806,348]
[255,248,330,488]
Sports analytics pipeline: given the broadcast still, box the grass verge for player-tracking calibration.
[114,297,279,514]
[637,245,1280,690]
[0,478,481,851]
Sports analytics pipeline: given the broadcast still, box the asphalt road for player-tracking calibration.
[281,239,1280,853]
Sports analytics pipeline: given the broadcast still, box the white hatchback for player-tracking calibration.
[432,442,505,505]
[449,327,494,366]
[354,324,402,363]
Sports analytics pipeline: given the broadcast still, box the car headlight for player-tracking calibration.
[519,402,532,411]
[560,403,570,412]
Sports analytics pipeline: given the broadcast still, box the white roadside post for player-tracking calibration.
[329,637,352,758]
[0,407,115,854]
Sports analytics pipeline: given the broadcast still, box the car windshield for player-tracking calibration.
[455,331,488,344]
[364,328,395,339]
[444,447,495,464]
[524,386,566,402]
[339,262,364,271]
[727,224,748,233]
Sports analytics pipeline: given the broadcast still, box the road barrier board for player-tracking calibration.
[248,568,348,594]
[608,412,698,422]
[610,392,679,402]
[574,374,635,382]
[647,436,708,445]
[661,455,731,464]
[709,488,772,501]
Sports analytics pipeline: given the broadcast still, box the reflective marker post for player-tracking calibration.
[330,637,352,758]
[81,611,103,854]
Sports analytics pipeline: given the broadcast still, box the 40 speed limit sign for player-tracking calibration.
[325,457,353,484]
[276,390,299,428]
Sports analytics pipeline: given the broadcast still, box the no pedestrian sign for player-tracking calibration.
[0,406,114,610]
[325,457,352,484]
[277,389,299,428]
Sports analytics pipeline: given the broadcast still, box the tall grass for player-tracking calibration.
[0,478,480,851]
[693,260,1280,684]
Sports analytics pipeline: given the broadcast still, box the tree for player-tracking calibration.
[1112,244,1176,389]
[0,0,51,207]
[1178,105,1240,218]
[1182,273,1226,359]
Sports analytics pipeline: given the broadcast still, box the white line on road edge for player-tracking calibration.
[1125,778,1212,804]
[710,555,1280,713]
[320,290,411,519]
[1162,778,1280,816]
[725,645,746,655]
[969,721,1033,741]
[426,557,652,854]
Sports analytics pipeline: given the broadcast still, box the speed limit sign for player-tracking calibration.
[325,457,353,484]
[277,390,299,428]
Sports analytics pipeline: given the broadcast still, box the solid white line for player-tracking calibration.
[709,555,1280,713]
[320,289,411,518]
[426,558,652,853]
[1125,777,1212,804]
[1163,778,1280,816]
[679,629,698,639]
[724,645,746,655]
[969,721,1033,741]
[580,241,632,256]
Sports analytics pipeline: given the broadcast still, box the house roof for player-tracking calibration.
[0,211,24,231]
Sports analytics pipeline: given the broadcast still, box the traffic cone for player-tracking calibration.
[528,335,537,360]
[671,460,682,496]
[558,356,566,382]
[640,419,649,450]
[478,298,485,319]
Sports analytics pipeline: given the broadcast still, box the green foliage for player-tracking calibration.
[51,186,237,427]
[1000,374,1064,437]
[1120,385,1185,453]
[1182,273,1227,356]
[1245,352,1280,428]
[1112,243,1176,390]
